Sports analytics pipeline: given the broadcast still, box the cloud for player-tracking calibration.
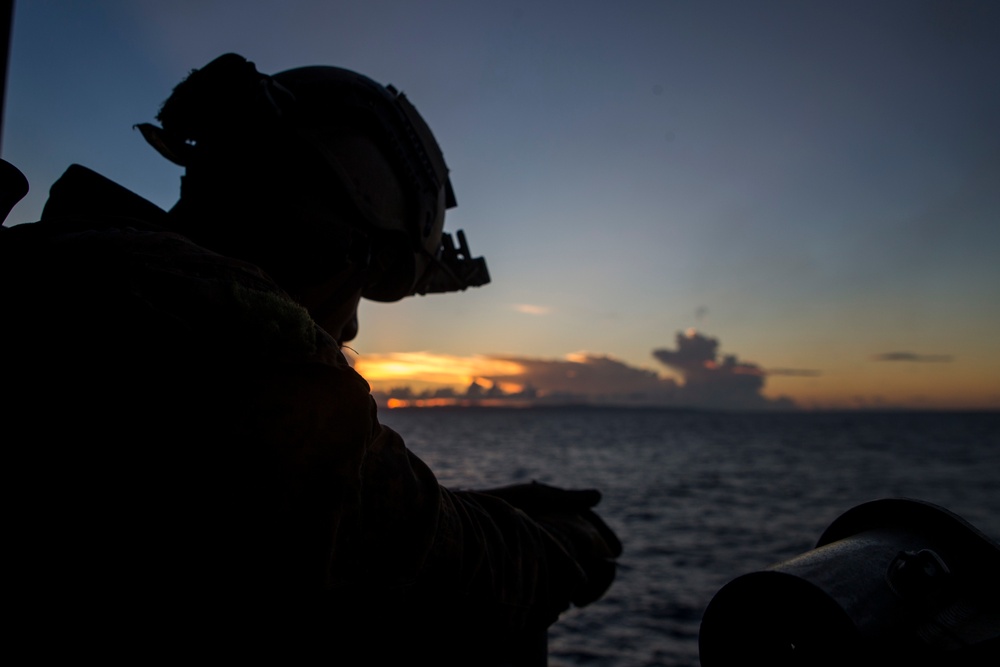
[871,352,955,363]
[367,351,680,408]
[512,304,551,315]
[363,332,800,410]
[652,330,794,410]
[766,368,822,377]
[484,352,678,403]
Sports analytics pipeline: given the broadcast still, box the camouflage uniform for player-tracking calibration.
[2,166,604,663]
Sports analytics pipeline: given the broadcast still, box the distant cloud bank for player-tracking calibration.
[766,368,823,377]
[362,330,800,411]
[651,330,795,410]
[871,352,955,363]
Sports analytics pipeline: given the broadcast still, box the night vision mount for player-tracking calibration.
[416,228,490,295]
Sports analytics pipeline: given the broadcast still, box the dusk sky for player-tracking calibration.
[5,1,999,409]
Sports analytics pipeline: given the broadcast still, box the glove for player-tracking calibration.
[479,481,622,607]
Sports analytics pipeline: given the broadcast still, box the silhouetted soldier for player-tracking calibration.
[1,54,620,664]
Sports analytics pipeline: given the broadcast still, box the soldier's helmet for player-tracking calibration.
[139,53,488,304]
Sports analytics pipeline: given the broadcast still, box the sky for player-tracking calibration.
[4,1,999,410]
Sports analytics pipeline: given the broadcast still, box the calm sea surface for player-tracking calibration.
[378,407,1000,667]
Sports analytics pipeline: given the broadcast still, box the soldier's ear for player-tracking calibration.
[135,123,194,167]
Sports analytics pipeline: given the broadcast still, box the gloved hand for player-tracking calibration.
[479,481,622,607]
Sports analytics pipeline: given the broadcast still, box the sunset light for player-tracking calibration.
[353,352,526,390]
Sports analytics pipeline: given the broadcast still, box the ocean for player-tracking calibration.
[378,407,1000,667]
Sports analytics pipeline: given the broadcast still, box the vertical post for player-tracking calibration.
[0,2,26,224]
[0,0,15,155]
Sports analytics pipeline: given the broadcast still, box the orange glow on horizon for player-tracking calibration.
[354,352,525,390]
[387,397,536,409]
[349,349,1000,411]
[496,381,526,394]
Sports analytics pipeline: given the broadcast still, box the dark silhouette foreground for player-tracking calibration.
[1,54,620,663]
